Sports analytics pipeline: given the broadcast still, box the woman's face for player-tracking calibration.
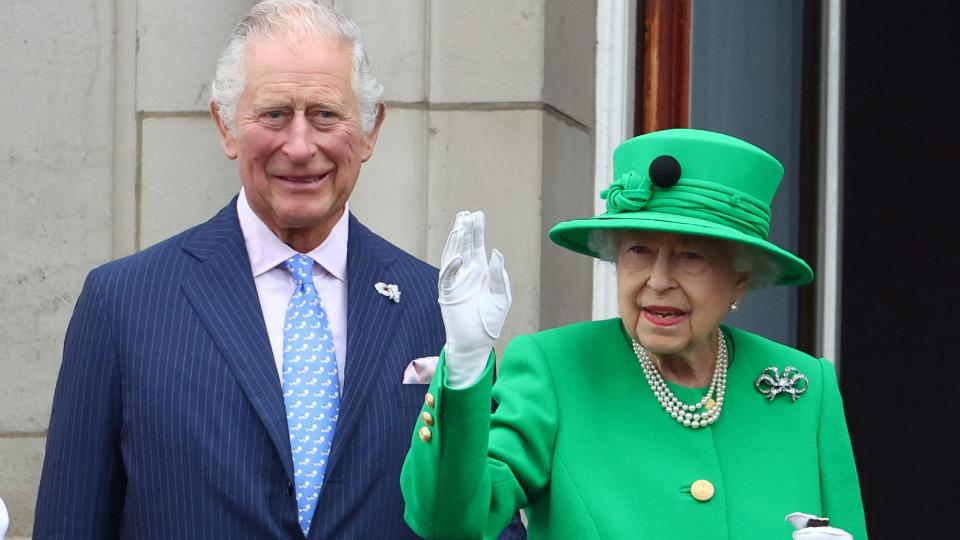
[616,231,749,359]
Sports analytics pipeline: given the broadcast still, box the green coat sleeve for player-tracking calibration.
[817,358,869,539]
[401,337,558,539]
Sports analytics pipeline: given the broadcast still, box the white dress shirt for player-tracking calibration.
[237,189,348,390]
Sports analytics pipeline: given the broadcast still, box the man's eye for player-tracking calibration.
[259,110,290,127]
[309,109,338,122]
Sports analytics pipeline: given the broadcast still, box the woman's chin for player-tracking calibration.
[635,319,689,350]
[636,333,688,356]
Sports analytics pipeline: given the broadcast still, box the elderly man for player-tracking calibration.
[34,1,523,538]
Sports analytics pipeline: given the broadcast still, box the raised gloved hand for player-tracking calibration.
[438,211,512,389]
[786,512,853,540]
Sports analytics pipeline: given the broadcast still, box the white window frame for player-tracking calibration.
[592,0,637,320]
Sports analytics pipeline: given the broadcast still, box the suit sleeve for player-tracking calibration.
[34,269,125,539]
[401,335,558,540]
[817,358,868,539]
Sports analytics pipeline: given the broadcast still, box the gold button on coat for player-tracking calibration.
[421,411,434,426]
[418,426,432,443]
[424,392,436,408]
[691,479,715,501]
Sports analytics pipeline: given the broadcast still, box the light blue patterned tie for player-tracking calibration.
[281,254,340,536]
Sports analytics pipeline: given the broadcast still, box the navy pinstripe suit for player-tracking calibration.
[35,200,525,539]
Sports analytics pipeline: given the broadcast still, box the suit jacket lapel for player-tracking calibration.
[180,200,294,482]
[327,215,402,473]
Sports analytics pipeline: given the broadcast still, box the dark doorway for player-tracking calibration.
[842,3,959,537]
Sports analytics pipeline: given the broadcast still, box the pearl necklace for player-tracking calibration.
[632,332,729,429]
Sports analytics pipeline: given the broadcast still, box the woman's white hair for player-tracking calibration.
[210,0,383,135]
[588,229,783,291]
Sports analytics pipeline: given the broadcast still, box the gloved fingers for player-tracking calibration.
[438,255,464,298]
[470,210,487,266]
[441,211,471,268]
[454,216,477,271]
[440,225,462,269]
[488,248,512,309]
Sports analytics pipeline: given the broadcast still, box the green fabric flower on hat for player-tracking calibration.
[601,171,653,213]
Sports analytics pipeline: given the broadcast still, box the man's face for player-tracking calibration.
[214,34,383,246]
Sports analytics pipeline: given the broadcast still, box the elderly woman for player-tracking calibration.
[400,129,867,539]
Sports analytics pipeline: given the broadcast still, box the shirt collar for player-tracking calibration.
[237,188,349,283]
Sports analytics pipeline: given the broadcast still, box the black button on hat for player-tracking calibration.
[649,155,681,187]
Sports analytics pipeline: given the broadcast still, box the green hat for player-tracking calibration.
[548,128,813,285]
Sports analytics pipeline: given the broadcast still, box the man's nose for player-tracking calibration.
[282,113,316,163]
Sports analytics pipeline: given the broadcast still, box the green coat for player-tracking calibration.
[401,319,867,539]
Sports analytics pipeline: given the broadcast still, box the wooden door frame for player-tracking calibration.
[637,0,691,134]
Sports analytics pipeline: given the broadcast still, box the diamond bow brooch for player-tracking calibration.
[755,366,808,402]
[374,282,401,303]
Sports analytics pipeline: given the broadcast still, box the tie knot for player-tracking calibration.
[282,254,314,285]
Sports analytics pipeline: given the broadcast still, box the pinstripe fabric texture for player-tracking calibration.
[34,200,523,539]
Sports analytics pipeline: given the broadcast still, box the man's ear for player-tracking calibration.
[360,102,386,163]
[211,102,238,160]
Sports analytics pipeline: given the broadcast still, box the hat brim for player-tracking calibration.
[548,211,813,286]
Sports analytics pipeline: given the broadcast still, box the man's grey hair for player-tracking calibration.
[210,0,383,135]
[587,229,783,291]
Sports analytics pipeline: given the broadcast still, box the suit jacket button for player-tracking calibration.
[424,392,436,408]
[691,479,715,502]
[287,480,295,496]
[421,411,434,426]
[418,426,433,443]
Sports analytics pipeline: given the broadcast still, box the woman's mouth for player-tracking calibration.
[641,306,688,327]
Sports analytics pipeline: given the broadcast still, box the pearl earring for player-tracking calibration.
[730,302,739,312]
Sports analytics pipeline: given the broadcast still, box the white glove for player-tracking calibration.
[438,211,512,389]
[786,512,853,540]
[0,494,8,540]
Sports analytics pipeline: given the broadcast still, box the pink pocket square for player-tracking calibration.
[402,356,439,384]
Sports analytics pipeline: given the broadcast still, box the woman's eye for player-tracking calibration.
[629,245,651,254]
[679,251,704,261]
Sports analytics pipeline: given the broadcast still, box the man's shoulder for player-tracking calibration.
[89,202,237,283]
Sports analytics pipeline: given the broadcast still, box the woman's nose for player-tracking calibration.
[646,251,676,290]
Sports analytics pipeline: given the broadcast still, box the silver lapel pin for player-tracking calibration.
[374,282,401,303]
